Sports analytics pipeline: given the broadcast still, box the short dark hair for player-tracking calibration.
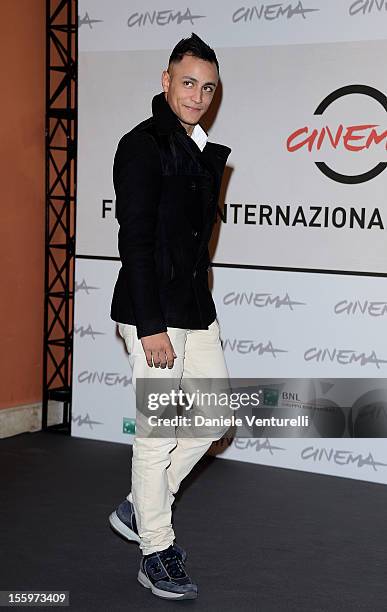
[168,32,219,74]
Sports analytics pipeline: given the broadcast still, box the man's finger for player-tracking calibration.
[145,350,153,368]
[158,350,169,368]
[166,346,175,369]
[159,349,167,368]
[152,351,161,368]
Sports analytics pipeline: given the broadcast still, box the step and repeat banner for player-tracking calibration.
[73,0,387,484]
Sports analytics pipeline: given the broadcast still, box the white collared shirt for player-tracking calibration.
[190,123,208,152]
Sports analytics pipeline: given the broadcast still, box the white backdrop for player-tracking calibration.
[73,0,387,485]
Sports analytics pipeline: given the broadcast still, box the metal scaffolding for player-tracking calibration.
[42,0,77,432]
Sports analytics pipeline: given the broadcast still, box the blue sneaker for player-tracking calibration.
[138,545,197,600]
[109,500,186,562]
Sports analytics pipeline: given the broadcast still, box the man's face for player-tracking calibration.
[162,53,218,134]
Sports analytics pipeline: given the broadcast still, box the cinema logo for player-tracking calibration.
[74,324,105,340]
[78,12,103,28]
[304,347,387,369]
[349,0,387,16]
[72,413,103,429]
[232,2,319,22]
[287,84,387,184]
[211,437,286,454]
[223,291,306,310]
[301,445,387,470]
[75,279,99,294]
[78,371,132,386]
[127,8,205,27]
[334,300,387,317]
[233,438,285,453]
[223,338,288,357]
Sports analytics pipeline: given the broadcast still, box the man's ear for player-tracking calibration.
[161,69,170,94]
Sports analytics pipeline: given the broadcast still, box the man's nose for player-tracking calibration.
[191,87,203,104]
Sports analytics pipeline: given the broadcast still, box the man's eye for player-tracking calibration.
[183,80,193,87]
[204,86,214,93]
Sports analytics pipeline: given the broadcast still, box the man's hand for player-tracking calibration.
[140,332,177,368]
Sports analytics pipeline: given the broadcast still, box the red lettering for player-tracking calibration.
[286,127,318,152]
[316,127,325,150]
[287,124,387,153]
[325,125,343,149]
[343,124,377,152]
[365,127,387,150]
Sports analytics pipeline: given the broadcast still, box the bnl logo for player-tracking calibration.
[261,388,279,406]
[123,418,136,435]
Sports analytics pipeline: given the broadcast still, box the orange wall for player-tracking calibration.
[0,1,45,408]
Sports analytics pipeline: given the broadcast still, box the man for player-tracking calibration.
[109,33,231,600]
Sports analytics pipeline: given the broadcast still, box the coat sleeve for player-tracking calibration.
[113,130,167,339]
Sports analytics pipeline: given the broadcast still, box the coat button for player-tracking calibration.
[190,181,197,191]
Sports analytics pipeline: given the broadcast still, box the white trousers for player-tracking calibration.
[117,318,229,555]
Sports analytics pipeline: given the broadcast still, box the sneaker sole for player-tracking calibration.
[109,511,141,543]
[137,569,197,600]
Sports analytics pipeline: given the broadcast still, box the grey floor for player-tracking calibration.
[1,431,387,611]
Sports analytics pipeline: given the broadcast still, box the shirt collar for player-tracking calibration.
[190,123,208,152]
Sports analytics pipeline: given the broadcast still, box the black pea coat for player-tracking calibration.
[110,91,231,339]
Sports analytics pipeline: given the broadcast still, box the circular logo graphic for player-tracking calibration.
[314,84,387,184]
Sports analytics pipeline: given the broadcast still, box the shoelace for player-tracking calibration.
[159,548,186,579]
